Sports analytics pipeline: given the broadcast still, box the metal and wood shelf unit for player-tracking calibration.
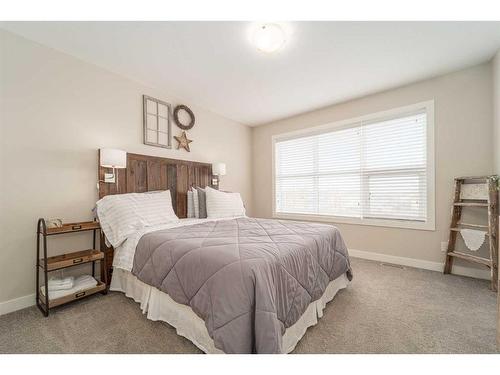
[36,219,107,316]
[444,176,499,291]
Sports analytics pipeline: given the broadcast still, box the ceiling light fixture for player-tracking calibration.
[252,23,286,53]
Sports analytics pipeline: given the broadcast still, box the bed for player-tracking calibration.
[97,152,352,354]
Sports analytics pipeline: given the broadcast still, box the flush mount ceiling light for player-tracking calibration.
[252,23,286,53]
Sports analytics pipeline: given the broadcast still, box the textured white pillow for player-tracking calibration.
[205,187,246,219]
[187,190,195,218]
[192,188,200,218]
[96,190,178,247]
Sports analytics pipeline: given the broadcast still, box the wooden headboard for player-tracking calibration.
[98,151,215,218]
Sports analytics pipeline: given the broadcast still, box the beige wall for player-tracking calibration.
[494,51,500,174]
[0,28,496,309]
[0,30,253,304]
[252,63,493,268]
[490,51,500,347]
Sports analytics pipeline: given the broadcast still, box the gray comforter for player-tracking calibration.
[132,217,352,353]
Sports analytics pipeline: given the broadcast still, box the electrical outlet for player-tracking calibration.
[441,241,448,252]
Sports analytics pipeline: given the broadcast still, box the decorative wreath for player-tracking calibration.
[173,105,195,130]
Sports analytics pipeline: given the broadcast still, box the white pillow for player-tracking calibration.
[205,187,246,219]
[96,190,178,247]
[187,190,195,218]
[192,188,200,218]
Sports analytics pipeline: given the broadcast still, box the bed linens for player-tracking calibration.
[205,187,246,218]
[192,188,200,218]
[112,218,236,271]
[196,187,208,218]
[110,267,350,354]
[96,190,178,247]
[187,190,195,218]
[131,217,352,353]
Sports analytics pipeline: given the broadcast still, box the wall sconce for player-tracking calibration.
[212,162,226,188]
[99,148,127,186]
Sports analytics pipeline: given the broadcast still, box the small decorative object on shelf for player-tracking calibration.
[36,218,107,317]
[174,130,193,152]
[173,104,195,130]
[45,218,63,229]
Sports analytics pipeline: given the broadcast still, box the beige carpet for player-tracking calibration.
[0,257,498,354]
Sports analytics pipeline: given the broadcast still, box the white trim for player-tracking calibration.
[0,293,35,316]
[274,212,432,231]
[349,248,490,280]
[272,100,436,231]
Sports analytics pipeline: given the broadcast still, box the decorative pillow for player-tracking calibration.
[187,190,195,218]
[196,187,207,219]
[192,188,200,218]
[205,187,246,219]
[96,190,178,247]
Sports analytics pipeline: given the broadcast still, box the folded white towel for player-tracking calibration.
[460,229,487,251]
[41,275,98,300]
[48,276,74,291]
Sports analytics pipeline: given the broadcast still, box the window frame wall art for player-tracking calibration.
[143,95,172,149]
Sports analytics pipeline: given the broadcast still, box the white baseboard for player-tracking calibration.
[349,248,491,280]
[0,249,491,316]
[0,293,35,316]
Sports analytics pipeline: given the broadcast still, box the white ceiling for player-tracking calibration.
[2,22,500,126]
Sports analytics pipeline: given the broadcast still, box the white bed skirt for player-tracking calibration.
[110,268,349,354]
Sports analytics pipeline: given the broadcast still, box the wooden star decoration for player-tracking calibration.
[174,131,193,152]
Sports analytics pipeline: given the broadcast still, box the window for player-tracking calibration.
[273,101,434,230]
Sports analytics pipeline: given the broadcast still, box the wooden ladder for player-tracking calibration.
[444,176,499,291]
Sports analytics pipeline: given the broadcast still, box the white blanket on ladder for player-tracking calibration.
[460,229,487,251]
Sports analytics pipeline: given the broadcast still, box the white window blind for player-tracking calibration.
[274,108,430,226]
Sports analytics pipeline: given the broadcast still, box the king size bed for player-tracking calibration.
[97,152,352,354]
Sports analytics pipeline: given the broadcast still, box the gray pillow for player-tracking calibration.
[196,187,207,219]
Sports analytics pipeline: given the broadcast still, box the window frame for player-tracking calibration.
[143,95,172,149]
[271,100,435,231]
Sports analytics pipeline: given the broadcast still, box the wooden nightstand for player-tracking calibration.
[36,219,107,317]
